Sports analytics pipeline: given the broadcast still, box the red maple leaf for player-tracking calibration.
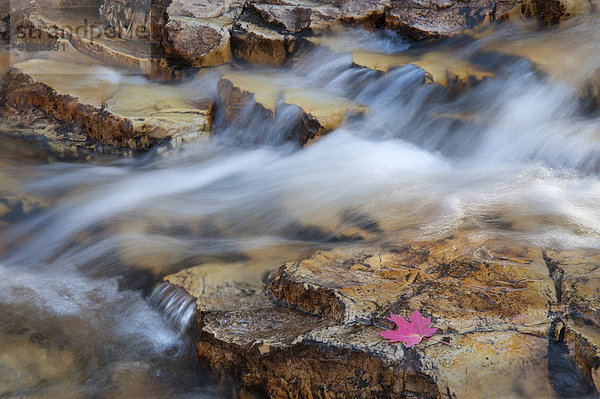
[379,310,438,347]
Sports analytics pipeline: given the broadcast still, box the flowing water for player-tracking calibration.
[2,14,600,398]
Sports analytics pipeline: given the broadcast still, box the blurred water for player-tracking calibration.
[1,15,600,398]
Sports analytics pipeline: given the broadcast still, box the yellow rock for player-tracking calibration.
[352,50,494,87]
[422,331,554,398]
[165,261,278,312]
[271,236,556,336]
[220,71,281,114]
[218,71,368,144]
[9,57,214,148]
[283,88,368,140]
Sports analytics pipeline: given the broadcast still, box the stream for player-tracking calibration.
[1,14,600,398]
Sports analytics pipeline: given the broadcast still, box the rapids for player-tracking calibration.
[2,14,600,398]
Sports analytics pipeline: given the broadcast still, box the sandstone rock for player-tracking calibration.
[271,238,556,335]
[385,0,518,40]
[163,17,232,67]
[283,88,368,143]
[198,310,552,397]
[99,0,151,40]
[513,0,598,25]
[385,0,596,40]
[352,50,494,88]
[246,0,389,34]
[217,71,368,144]
[545,248,600,390]
[164,261,278,313]
[162,237,573,397]
[10,0,172,76]
[159,0,245,67]
[216,72,279,123]
[2,58,214,151]
[231,21,294,67]
[167,0,245,19]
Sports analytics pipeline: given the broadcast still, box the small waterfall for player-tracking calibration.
[149,282,197,332]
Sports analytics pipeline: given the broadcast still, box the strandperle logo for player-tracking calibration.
[12,18,150,46]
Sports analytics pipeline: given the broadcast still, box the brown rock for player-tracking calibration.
[160,0,245,67]
[217,71,368,145]
[352,49,494,88]
[514,0,597,25]
[164,261,278,313]
[99,0,151,40]
[246,0,390,34]
[231,21,293,67]
[545,248,600,390]
[196,309,436,399]
[216,73,278,124]
[10,0,169,76]
[3,58,214,151]
[163,17,232,67]
[385,0,518,40]
[384,0,595,40]
[270,238,555,336]
[162,237,566,397]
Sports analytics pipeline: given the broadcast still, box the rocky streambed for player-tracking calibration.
[2,0,600,398]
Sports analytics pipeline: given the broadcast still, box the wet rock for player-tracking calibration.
[165,237,570,397]
[231,21,294,67]
[353,49,494,88]
[195,308,424,399]
[385,0,502,40]
[270,238,556,335]
[545,249,600,391]
[164,261,277,313]
[482,18,600,110]
[0,320,81,399]
[2,58,214,152]
[217,71,368,144]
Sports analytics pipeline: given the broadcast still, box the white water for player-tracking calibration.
[1,15,600,398]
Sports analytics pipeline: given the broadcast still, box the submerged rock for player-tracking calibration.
[482,17,600,110]
[0,317,82,399]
